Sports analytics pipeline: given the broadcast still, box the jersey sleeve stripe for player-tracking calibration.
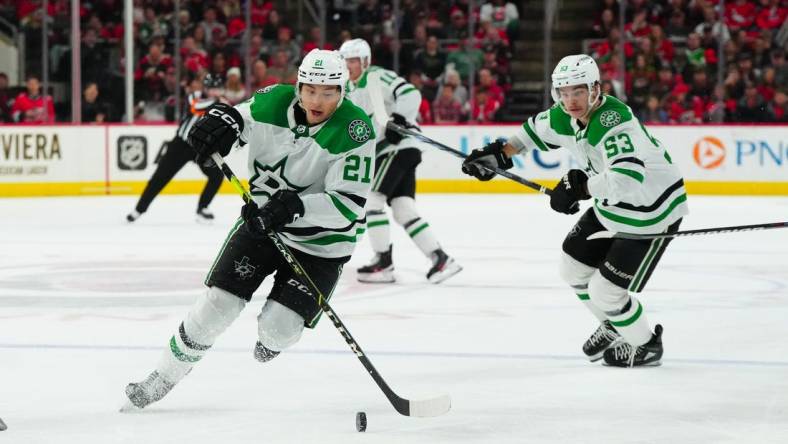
[611,156,645,167]
[328,193,359,222]
[397,87,418,96]
[595,193,687,227]
[611,179,684,212]
[610,167,644,183]
[281,217,365,236]
[335,190,367,208]
[523,118,549,152]
[296,228,367,246]
[392,81,409,98]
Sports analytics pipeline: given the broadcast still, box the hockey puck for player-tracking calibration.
[355,412,367,432]
[0,417,7,431]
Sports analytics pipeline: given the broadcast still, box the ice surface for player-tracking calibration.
[0,194,787,443]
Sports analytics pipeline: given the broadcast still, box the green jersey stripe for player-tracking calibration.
[523,118,549,152]
[398,87,418,96]
[611,167,645,183]
[595,194,687,227]
[328,193,358,222]
[297,228,366,245]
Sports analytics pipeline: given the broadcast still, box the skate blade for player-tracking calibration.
[357,271,395,283]
[119,400,142,413]
[428,263,463,284]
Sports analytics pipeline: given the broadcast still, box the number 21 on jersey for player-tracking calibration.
[343,155,372,183]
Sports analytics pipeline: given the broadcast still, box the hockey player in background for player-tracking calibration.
[339,38,462,284]
[461,55,688,367]
[123,49,376,409]
[125,74,226,224]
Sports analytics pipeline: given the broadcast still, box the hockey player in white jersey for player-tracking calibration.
[123,49,376,409]
[339,38,462,284]
[462,55,688,367]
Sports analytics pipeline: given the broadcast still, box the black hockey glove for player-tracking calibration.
[188,102,244,166]
[242,190,305,235]
[461,140,513,181]
[549,169,590,215]
[384,113,412,145]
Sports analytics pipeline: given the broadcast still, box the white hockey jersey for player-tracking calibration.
[235,84,376,258]
[344,65,422,156]
[508,95,689,235]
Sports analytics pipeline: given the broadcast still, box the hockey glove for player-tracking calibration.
[242,190,305,235]
[188,102,244,166]
[384,113,413,145]
[461,140,513,181]
[549,169,590,215]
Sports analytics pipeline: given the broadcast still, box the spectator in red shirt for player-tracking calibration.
[725,0,756,31]
[11,75,55,123]
[766,89,788,122]
[432,84,466,123]
[477,68,504,104]
[251,0,275,26]
[181,36,209,74]
[756,0,787,30]
[626,10,652,39]
[301,26,335,56]
[651,25,675,65]
[470,87,501,122]
[251,59,279,89]
[135,42,173,103]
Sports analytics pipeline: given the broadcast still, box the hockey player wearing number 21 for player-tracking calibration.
[123,49,377,409]
[462,55,689,367]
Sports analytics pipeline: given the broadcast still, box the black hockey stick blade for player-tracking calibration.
[0,417,7,431]
[387,121,553,196]
[210,153,451,418]
[587,221,788,241]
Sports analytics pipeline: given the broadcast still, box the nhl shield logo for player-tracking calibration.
[348,119,371,143]
[117,136,147,170]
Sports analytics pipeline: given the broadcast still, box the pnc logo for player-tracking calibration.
[693,136,726,169]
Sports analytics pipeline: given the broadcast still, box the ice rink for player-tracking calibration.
[1,193,787,444]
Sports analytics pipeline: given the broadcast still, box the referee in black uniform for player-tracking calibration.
[126,74,227,223]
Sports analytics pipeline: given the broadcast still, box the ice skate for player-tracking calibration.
[583,320,623,362]
[253,341,281,363]
[603,324,664,367]
[357,246,395,283]
[121,371,175,411]
[196,207,215,224]
[426,249,462,284]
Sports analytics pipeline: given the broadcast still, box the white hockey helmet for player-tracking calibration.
[550,54,601,106]
[296,49,349,106]
[339,38,372,69]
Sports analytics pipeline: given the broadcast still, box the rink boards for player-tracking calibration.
[0,123,785,196]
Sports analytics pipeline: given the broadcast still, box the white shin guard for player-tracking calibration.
[391,196,440,257]
[365,192,391,253]
[257,300,305,352]
[588,273,653,346]
[157,286,246,383]
[558,252,607,323]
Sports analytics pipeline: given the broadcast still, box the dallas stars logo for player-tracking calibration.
[249,156,308,198]
[233,256,256,280]
[348,119,371,143]
[599,110,621,128]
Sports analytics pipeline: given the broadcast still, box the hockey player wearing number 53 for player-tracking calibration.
[123,50,376,409]
[462,55,689,367]
[339,38,462,284]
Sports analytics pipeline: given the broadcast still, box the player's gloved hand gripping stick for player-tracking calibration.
[209,153,451,418]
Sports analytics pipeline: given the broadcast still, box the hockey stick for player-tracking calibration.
[387,121,553,196]
[210,153,451,418]
[587,221,788,241]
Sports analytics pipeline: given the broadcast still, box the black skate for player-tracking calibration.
[253,341,281,363]
[196,207,214,224]
[583,320,623,362]
[603,324,664,368]
[126,210,142,223]
[357,245,395,283]
[426,249,462,284]
[122,371,175,410]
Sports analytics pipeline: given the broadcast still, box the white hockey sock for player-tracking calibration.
[575,292,608,323]
[391,197,442,258]
[606,296,653,346]
[366,209,392,253]
[156,287,245,383]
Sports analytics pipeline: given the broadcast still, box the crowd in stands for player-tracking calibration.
[590,0,788,123]
[0,0,519,124]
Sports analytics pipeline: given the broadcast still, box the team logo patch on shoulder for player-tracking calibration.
[348,119,371,143]
[599,110,621,127]
[256,85,276,94]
